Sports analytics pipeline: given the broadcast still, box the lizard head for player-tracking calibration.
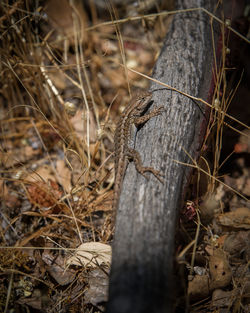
[132,91,153,115]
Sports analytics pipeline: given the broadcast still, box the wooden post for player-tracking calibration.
[107,1,220,312]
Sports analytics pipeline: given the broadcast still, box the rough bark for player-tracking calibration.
[107,1,221,312]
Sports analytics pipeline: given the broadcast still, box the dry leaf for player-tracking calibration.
[223,231,250,256]
[209,249,232,290]
[56,159,72,193]
[67,242,111,268]
[70,109,97,142]
[85,268,109,305]
[211,289,235,309]
[25,166,55,183]
[217,207,250,229]
[42,251,75,286]
[188,274,210,300]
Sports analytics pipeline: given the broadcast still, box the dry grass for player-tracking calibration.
[0,0,249,312]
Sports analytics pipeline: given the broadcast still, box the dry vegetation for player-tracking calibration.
[0,1,249,312]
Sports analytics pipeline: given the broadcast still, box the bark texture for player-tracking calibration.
[107,1,221,312]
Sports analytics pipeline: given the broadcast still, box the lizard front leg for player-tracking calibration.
[134,106,164,127]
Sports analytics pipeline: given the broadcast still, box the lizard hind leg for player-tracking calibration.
[127,148,163,183]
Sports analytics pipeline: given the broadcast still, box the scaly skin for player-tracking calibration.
[113,91,164,210]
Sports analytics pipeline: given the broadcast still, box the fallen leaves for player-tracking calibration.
[217,207,250,230]
[188,248,232,299]
[67,242,112,268]
[208,249,232,290]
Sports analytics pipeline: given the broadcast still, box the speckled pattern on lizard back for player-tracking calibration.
[113,91,164,210]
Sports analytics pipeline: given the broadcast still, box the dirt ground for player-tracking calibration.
[0,1,249,312]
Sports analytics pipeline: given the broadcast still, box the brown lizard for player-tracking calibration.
[113,90,164,210]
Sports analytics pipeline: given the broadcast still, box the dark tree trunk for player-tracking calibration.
[107,1,222,312]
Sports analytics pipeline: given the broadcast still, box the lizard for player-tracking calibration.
[113,90,164,210]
